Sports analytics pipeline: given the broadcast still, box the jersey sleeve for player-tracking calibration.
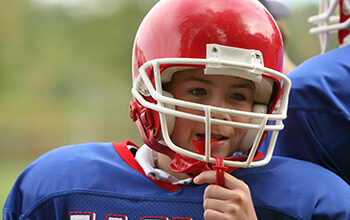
[2,142,122,219]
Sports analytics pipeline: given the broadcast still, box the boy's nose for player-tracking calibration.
[211,111,231,121]
[208,98,232,121]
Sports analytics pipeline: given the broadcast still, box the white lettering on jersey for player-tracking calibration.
[68,212,192,220]
[140,217,168,220]
[106,214,128,220]
[69,211,96,220]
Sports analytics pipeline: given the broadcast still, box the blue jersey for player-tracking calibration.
[268,45,350,185]
[3,141,350,220]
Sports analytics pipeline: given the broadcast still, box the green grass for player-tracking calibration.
[0,159,32,219]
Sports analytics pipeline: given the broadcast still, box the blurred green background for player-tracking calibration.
[0,0,339,216]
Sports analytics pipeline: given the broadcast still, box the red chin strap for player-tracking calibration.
[169,137,249,186]
[169,137,212,177]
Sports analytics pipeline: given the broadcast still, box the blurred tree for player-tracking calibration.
[0,0,157,160]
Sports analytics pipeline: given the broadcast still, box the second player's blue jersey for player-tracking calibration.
[3,141,350,220]
[267,45,350,185]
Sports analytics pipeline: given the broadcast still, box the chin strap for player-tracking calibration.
[213,157,227,186]
[169,137,251,183]
[211,155,249,186]
[169,138,212,177]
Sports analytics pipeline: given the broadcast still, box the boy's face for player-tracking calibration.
[165,68,255,158]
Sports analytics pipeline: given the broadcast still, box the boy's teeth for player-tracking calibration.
[212,136,222,141]
[196,134,226,141]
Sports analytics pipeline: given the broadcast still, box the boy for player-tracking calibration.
[3,0,350,219]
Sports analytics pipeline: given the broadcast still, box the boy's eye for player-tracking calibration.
[190,88,206,96]
[230,93,246,101]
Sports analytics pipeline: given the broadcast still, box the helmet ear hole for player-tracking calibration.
[238,104,267,154]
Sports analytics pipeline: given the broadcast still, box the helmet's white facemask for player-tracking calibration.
[132,44,291,169]
[308,0,350,53]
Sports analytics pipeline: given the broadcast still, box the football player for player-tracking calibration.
[3,0,350,219]
[271,0,350,185]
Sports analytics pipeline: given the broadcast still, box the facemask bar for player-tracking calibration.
[132,56,291,168]
[308,0,350,53]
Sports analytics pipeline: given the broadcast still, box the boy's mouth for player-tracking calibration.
[196,133,228,142]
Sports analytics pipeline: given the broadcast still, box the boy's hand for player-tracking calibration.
[194,171,257,220]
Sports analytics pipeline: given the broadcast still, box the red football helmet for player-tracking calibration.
[309,0,350,53]
[129,0,291,169]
